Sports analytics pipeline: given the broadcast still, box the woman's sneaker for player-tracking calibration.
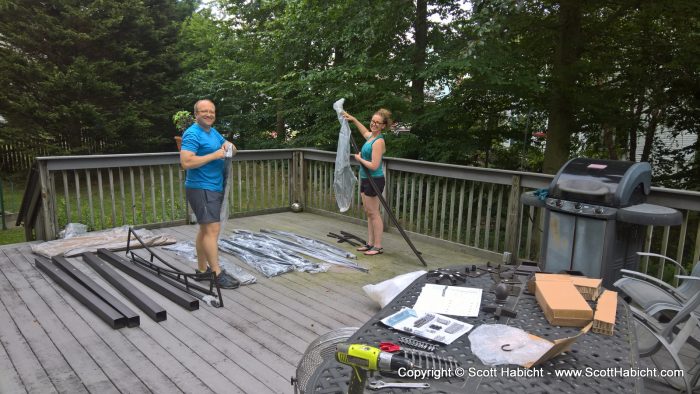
[215,270,240,289]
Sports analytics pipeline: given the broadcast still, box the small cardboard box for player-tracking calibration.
[523,323,592,368]
[592,290,617,336]
[535,281,593,327]
[534,273,602,301]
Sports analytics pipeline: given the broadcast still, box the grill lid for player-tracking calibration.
[549,158,651,207]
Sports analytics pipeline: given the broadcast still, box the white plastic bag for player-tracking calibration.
[363,270,427,308]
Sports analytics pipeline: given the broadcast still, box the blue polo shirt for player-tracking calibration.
[181,123,225,192]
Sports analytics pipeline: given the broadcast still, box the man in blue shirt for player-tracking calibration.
[179,99,238,288]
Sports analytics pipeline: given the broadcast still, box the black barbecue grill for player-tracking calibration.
[522,158,682,288]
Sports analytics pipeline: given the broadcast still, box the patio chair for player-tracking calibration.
[615,252,700,317]
[629,275,700,393]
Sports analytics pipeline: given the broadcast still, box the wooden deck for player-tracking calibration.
[0,212,484,394]
[0,211,691,393]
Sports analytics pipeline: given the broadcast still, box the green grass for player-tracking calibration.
[0,227,25,245]
[1,178,25,214]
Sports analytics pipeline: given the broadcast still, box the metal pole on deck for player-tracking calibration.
[349,137,427,267]
[0,177,6,230]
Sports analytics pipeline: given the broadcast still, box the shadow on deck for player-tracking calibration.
[0,211,688,393]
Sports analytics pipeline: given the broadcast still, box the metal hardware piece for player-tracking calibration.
[368,380,430,390]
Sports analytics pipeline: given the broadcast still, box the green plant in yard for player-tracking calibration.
[173,111,194,133]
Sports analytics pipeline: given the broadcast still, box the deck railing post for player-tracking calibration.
[504,175,522,263]
[37,160,57,240]
[299,151,307,209]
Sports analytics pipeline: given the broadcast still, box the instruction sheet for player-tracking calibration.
[380,307,473,344]
[412,283,482,317]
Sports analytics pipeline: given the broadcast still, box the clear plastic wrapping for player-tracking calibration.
[234,230,367,272]
[261,228,356,259]
[162,242,257,285]
[332,98,357,213]
[219,236,329,277]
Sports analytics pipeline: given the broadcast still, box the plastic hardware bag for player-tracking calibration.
[468,324,552,367]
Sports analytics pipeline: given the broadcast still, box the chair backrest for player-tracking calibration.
[677,261,700,299]
[661,285,700,339]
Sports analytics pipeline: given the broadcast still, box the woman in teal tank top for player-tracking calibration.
[342,108,391,256]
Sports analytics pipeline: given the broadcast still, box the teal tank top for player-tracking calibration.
[359,135,384,179]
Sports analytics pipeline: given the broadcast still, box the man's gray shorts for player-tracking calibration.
[186,188,223,224]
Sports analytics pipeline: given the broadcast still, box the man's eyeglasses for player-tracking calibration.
[197,110,215,115]
[370,120,385,126]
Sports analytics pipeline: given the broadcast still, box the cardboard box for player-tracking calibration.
[592,290,617,336]
[535,281,593,327]
[534,273,602,301]
[523,323,592,368]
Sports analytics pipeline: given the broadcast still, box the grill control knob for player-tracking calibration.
[574,202,582,210]
[594,207,604,214]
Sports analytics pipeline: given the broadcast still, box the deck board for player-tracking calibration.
[0,253,90,394]
[6,210,687,393]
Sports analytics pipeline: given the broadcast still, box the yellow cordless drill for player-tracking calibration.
[335,343,416,394]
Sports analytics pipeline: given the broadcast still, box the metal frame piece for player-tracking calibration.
[125,227,224,307]
[35,256,127,329]
[52,255,140,327]
[97,249,199,311]
[349,137,427,266]
[82,252,166,322]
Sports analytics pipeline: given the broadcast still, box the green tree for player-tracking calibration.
[0,0,195,155]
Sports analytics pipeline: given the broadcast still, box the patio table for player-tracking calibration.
[305,265,643,393]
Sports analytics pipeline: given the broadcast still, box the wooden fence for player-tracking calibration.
[0,136,106,174]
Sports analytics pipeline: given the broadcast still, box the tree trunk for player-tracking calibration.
[411,0,427,113]
[641,107,660,162]
[543,0,582,174]
[628,95,645,161]
[602,125,617,159]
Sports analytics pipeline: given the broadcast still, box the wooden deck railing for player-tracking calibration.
[18,149,700,282]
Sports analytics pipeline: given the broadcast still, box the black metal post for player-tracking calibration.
[53,255,140,327]
[0,177,6,230]
[35,256,127,329]
[98,249,199,311]
[82,252,166,322]
[350,138,427,266]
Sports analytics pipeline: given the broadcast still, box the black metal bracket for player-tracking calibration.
[125,227,224,308]
[339,231,367,246]
[327,232,360,247]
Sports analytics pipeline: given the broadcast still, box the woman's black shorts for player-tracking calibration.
[186,188,223,224]
[360,177,385,197]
